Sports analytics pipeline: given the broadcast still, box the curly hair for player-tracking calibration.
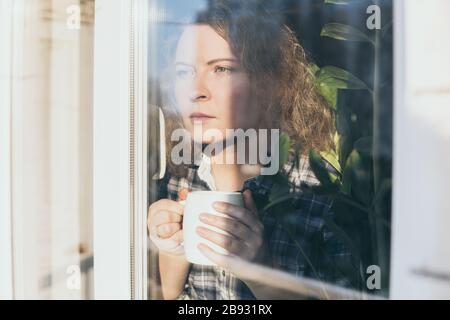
[159,0,335,176]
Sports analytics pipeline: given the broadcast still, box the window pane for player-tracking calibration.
[147,0,393,299]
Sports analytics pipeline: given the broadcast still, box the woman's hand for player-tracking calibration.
[147,189,189,256]
[197,190,267,264]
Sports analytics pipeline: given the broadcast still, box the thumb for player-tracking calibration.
[243,189,257,215]
[170,229,183,244]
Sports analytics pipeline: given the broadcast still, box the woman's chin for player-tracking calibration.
[189,132,223,145]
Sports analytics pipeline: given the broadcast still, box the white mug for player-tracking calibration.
[183,191,244,266]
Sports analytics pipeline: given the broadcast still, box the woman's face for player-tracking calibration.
[174,25,259,144]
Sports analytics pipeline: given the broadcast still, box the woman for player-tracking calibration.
[148,0,352,299]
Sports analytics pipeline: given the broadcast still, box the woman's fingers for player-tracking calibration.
[195,192,265,263]
[150,199,184,215]
[196,226,246,255]
[212,201,262,233]
[147,198,184,236]
[243,190,258,216]
[157,222,181,238]
[197,243,239,268]
[153,210,182,226]
[169,229,183,243]
[199,213,253,241]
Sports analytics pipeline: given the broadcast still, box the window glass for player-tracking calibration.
[147,0,393,300]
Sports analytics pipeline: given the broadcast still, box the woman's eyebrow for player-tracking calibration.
[174,59,239,67]
[206,58,239,65]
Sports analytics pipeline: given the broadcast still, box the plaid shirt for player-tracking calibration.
[157,155,353,300]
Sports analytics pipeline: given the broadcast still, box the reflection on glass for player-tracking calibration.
[147,0,393,300]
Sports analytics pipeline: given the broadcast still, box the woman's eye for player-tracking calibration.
[214,66,232,74]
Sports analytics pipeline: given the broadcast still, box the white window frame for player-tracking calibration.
[93,0,148,299]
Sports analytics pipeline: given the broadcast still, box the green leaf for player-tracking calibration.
[354,136,372,155]
[320,150,341,175]
[277,132,292,171]
[317,66,370,91]
[314,65,338,109]
[334,133,341,159]
[308,63,320,76]
[344,149,372,206]
[309,149,338,189]
[321,23,374,45]
[339,135,353,176]
[317,82,338,109]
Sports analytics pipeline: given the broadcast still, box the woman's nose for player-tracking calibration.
[189,76,210,102]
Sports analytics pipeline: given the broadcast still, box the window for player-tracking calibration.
[146,0,394,300]
[3,0,450,301]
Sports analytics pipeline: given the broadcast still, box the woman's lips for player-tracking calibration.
[189,112,215,123]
